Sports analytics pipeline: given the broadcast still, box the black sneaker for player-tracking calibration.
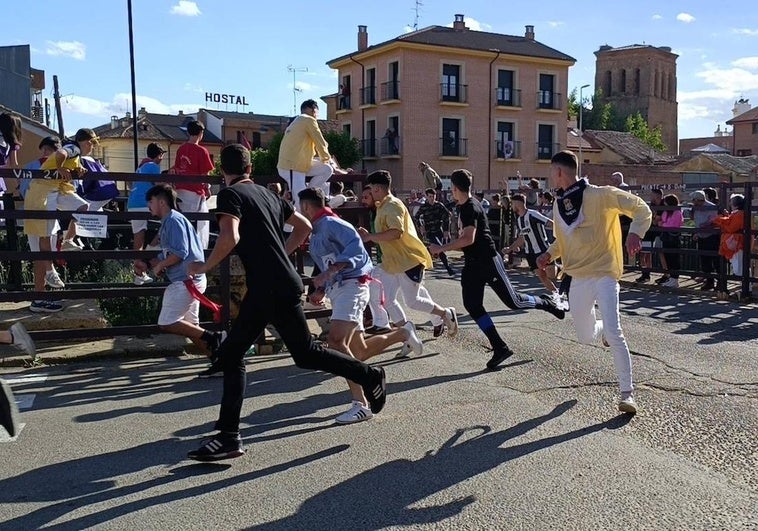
[634,273,650,283]
[187,433,245,461]
[540,294,565,320]
[654,275,670,285]
[700,279,715,291]
[1,379,19,438]
[198,358,223,378]
[433,324,445,337]
[486,346,515,371]
[208,331,227,360]
[363,366,386,414]
[365,325,392,335]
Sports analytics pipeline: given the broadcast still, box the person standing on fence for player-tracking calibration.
[184,144,386,461]
[172,120,214,249]
[690,190,720,291]
[299,187,421,424]
[428,170,565,371]
[414,188,455,276]
[277,100,334,211]
[0,322,36,438]
[359,170,458,339]
[537,150,651,414]
[136,184,226,377]
[129,143,166,285]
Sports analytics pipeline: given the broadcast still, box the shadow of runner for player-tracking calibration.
[246,400,633,530]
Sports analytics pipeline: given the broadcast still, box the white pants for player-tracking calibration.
[278,160,333,211]
[367,273,390,328]
[175,190,209,249]
[376,265,443,326]
[569,276,634,394]
[730,251,743,276]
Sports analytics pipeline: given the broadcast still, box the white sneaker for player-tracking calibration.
[45,270,65,289]
[145,244,161,251]
[400,321,423,357]
[335,401,373,424]
[133,273,153,286]
[662,278,679,288]
[443,307,458,338]
[10,322,36,358]
[61,239,82,251]
[618,395,638,414]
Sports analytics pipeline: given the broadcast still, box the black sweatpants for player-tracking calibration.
[215,289,373,433]
[461,255,538,321]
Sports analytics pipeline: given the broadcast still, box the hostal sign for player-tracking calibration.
[205,92,249,105]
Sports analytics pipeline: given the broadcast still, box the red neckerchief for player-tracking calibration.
[310,207,338,223]
[183,279,222,323]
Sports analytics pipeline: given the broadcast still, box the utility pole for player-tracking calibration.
[127,0,139,169]
[287,65,308,115]
[53,75,64,138]
[412,0,423,30]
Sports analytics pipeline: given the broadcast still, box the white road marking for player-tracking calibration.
[15,394,36,410]
[3,374,49,385]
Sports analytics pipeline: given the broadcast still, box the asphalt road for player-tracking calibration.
[1,269,756,530]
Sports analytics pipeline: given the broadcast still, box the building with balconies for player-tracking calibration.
[0,45,48,127]
[324,15,575,190]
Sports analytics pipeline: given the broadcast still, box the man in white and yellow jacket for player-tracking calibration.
[537,150,651,414]
[277,99,334,210]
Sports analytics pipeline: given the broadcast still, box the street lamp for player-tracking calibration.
[578,83,590,178]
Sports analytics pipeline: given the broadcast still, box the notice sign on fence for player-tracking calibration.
[73,214,108,238]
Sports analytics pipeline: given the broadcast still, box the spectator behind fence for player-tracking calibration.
[690,190,719,291]
[129,142,166,285]
[656,194,683,288]
[714,194,747,276]
[517,171,541,208]
[636,189,664,283]
[172,120,214,249]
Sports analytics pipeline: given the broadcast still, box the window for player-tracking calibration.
[441,118,465,156]
[382,116,400,155]
[634,69,641,95]
[538,74,555,109]
[343,124,351,137]
[383,61,399,100]
[361,68,376,105]
[620,70,626,94]
[497,69,515,106]
[537,124,555,160]
[605,71,612,97]
[752,123,758,134]
[442,64,461,102]
[737,149,753,156]
[363,120,377,157]
[496,122,515,159]
[339,75,352,110]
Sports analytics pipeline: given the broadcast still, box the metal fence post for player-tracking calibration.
[3,194,23,289]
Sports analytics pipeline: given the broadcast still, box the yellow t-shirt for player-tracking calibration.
[38,147,82,194]
[24,148,82,237]
[277,114,330,174]
[547,185,652,280]
[374,194,433,274]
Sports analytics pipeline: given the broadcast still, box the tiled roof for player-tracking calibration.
[92,112,223,144]
[702,153,758,175]
[328,25,575,64]
[566,128,597,151]
[726,106,758,124]
[584,129,675,164]
[203,109,291,127]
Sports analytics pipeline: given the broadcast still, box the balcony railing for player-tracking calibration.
[496,87,521,107]
[337,94,351,111]
[380,136,400,156]
[440,83,468,103]
[439,137,468,157]
[361,139,378,158]
[359,86,377,106]
[537,142,561,160]
[380,81,400,101]
[495,140,521,159]
[537,91,562,110]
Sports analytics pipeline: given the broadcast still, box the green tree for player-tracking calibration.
[324,131,361,169]
[624,111,666,151]
[568,87,620,131]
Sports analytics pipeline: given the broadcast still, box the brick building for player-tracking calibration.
[324,15,575,190]
[594,44,678,155]
[726,99,758,157]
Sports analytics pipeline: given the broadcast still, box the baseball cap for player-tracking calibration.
[146,142,166,158]
[690,190,706,201]
[38,136,61,150]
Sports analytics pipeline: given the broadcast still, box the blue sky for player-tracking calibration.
[4,0,758,141]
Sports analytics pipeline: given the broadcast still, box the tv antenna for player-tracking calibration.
[287,65,308,115]
[412,0,423,31]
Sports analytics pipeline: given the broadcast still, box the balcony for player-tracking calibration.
[440,83,468,104]
[537,91,562,110]
[359,86,377,106]
[439,137,468,157]
[380,136,400,156]
[337,95,351,112]
[537,142,560,160]
[380,81,400,102]
[361,138,378,158]
[496,87,521,107]
[495,140,521,159]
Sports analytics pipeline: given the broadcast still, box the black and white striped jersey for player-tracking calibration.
[515,209,551,254]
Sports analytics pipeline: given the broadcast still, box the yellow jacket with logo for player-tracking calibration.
[277,114,330,174]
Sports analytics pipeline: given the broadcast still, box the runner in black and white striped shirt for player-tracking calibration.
[502,193,559,296]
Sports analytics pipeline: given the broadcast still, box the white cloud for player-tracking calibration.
[183,83,204,93]
[547,21,565,28]
[732,57,758,70]
[676,13,696,23]
[45,40,86,60]
[652,14,663,20]
[170,1,201,16]
[62,93,201,120]
[291,81,314,92]
[732,28,758,36]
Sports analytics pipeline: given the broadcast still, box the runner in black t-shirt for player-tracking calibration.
[429,169,565,371]
[184,144,386,461]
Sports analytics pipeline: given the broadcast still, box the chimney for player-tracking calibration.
[525,25,535,40]
[453,14,467,30]
[733,98,751,118]
[178,110,184,116]
[110,115,118,129]
[358,25,368,51]
[138,106,147,118]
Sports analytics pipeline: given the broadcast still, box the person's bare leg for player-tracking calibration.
[327,320,364,403]
[349,328,408,361]
[160,321,212,354]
